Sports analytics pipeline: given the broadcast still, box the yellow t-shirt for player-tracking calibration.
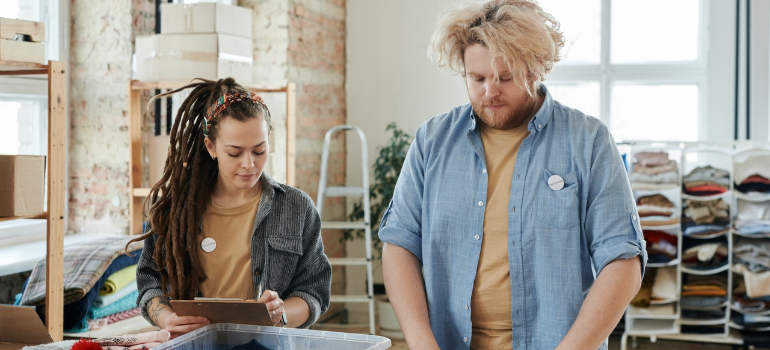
[471,123,529,350]
[197,192,261,299]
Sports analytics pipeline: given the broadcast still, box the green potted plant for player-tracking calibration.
[346,122,411,338]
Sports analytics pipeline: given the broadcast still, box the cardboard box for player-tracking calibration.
[0,17,46,64]
[160,3,252,37]
[0,305,53,350]
[135,33,252,83]
[0,155,46,217]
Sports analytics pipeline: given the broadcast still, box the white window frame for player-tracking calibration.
[0,0,67,246]
[547,0,714,141]
[0,0,68,95]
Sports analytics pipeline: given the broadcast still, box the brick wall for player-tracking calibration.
[69,0,347,306]
[68,0,135,235]
[287,0,347,307]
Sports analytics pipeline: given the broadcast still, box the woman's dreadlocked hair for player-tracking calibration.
[127,78,272,300]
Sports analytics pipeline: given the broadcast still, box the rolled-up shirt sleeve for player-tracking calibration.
[585,125,648,278]
[377,126,427,262]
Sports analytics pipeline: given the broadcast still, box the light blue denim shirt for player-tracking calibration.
[378,84,647,350]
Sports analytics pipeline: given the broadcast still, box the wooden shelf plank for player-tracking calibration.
[130,80,287,93]
[46,60,67,342]
[132,188,151,197]
[0,212,47,222]
[0,60,48,71]
[0,69,48,76]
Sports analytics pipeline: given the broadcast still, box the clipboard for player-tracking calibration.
[170,299,273,326]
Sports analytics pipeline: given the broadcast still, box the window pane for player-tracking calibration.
[545,82,600,118]
[0,102,21,155]
[539,0,601,65]
[611,0,700,63]
[0,0,19,18]
[610,84,698,142]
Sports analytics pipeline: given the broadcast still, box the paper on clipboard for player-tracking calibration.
[170,299,273,326]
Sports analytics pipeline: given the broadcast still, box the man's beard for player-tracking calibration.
[471,95,540,130]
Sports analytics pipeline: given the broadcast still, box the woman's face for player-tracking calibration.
[205,116,270,191]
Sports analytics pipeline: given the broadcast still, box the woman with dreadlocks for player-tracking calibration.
[128,78,331,338]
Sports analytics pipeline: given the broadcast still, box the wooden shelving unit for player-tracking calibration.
[128,80,296,235]
[0,60,67,341]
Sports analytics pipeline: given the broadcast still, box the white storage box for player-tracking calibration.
[161,3,252,37]
[154,323,391,350]
[135,33,252,83]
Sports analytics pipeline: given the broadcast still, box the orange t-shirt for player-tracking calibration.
[197,192,261,299]
[471,123,529,350]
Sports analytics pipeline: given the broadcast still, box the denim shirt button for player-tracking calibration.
[482,168,487,174]
[477,201,483,206]
[463,337,468,343]
[474,235,480,240]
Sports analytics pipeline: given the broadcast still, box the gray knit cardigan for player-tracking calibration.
[136,174,332,329]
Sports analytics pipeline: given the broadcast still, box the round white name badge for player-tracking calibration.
[548,175,564,191]
[201,237,217,253]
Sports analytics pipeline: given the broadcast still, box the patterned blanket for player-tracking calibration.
[21,236,144,306]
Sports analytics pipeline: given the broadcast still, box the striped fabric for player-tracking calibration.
[21,236,144,306]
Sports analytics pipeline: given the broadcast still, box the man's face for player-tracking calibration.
[464,44,539,130]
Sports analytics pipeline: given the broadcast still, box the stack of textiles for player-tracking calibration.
[642,230,677,264]
[681,308,726,320]
[680,274,728,308]
[680,324,726,335]
[734,153,770,194]
[734,200,770,237]
[682,198,730,237]
[732,238,770,300]
[636,194,679,226]
[17,236,144,332]
[683,165,730,196]
[681,237,728,270]
[628,151,679,190]
[630,266,677,313]
[67,265,142,333]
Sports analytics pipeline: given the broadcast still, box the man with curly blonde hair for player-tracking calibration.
[378,1,646,349]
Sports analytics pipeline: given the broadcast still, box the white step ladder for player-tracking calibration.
[316,125,375,335]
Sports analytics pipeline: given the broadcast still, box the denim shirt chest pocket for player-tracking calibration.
[536,169,581,229]
[267,234,303,293]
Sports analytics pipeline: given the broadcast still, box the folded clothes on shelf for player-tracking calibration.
[682,198,729,225]
[682,308,725,320]
[680,324,726,334]
[734,238,770,273]
[681,295,728,308]
[651,266,677,302]
[683,225,729,238]
[643,230,678,264]
[733,313,770,330]
[736,174,770,193]
[684,165,731,186]
[682,239,728,270]
[734,154,770,186]
[733,296,770,313]
[629,152,679,186]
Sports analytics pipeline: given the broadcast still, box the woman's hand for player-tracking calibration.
[258,289,286,327]
[162,313,210,339]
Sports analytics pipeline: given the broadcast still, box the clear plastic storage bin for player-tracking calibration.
[153,323,391,350]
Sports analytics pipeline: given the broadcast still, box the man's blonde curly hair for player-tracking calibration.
[428,0,565,96]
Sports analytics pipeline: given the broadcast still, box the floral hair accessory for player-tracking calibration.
[203,92,270,136]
